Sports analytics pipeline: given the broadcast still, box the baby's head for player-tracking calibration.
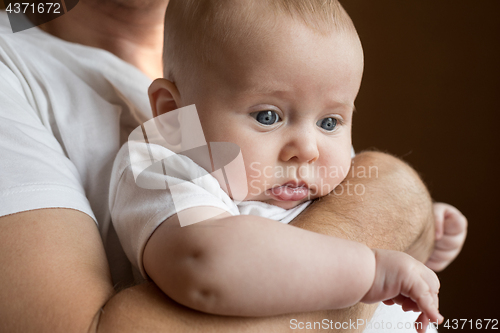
[149,0,364,209]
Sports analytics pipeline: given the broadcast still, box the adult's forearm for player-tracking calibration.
[97,282,341,333]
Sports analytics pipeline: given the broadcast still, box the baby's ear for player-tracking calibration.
[148,78,182,118]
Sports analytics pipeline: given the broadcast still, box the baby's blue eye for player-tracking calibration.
[254,111,280,125]
[317,117,337,131]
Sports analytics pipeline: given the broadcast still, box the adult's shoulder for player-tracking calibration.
[0,10,153,285]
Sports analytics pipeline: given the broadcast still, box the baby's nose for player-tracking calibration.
[279,133,319,163]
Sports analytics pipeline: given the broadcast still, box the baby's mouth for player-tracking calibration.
[269,182,309,201]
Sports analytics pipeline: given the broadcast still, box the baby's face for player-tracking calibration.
[178,18,364,209]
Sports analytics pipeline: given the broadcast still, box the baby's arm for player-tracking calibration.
[143,206,376,316]
[143,206,442,322]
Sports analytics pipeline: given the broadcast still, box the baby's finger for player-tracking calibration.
[415,292,443,325]
[390,295,422,313]
[390,294,409,306]
[433,290,439,312]
[434,232,466,251]
[424,267,441,294]
[415,312,429,333]
[401,297,420,312]
[433,203,446,239]
[415,292,436,315]
[408,274,441,322]
[443,210,468,236]
[426,248,461,271]
[383,299,395,306]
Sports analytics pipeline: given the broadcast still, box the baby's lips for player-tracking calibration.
[269,185,309,201]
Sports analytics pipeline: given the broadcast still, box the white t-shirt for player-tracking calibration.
[0,11,152,287]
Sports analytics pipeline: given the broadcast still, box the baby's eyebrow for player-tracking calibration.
[245,85,291,96]
[324,102,356,114]
[244,84,357,113]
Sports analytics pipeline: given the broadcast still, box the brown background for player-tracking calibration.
[342,0,500,326]
[2,0,499,329]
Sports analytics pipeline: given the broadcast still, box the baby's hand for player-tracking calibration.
[426,202,468,272]
[361,249,444,332]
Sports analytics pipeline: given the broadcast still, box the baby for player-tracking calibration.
[109,0,445,327]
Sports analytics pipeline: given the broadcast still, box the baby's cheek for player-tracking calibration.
[210,166,254,201]
[316,151,352,195]
[335,152,354,187]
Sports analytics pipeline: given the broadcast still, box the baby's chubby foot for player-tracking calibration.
[426,202,467,272]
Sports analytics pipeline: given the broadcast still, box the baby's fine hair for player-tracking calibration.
[163,0,356,82]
